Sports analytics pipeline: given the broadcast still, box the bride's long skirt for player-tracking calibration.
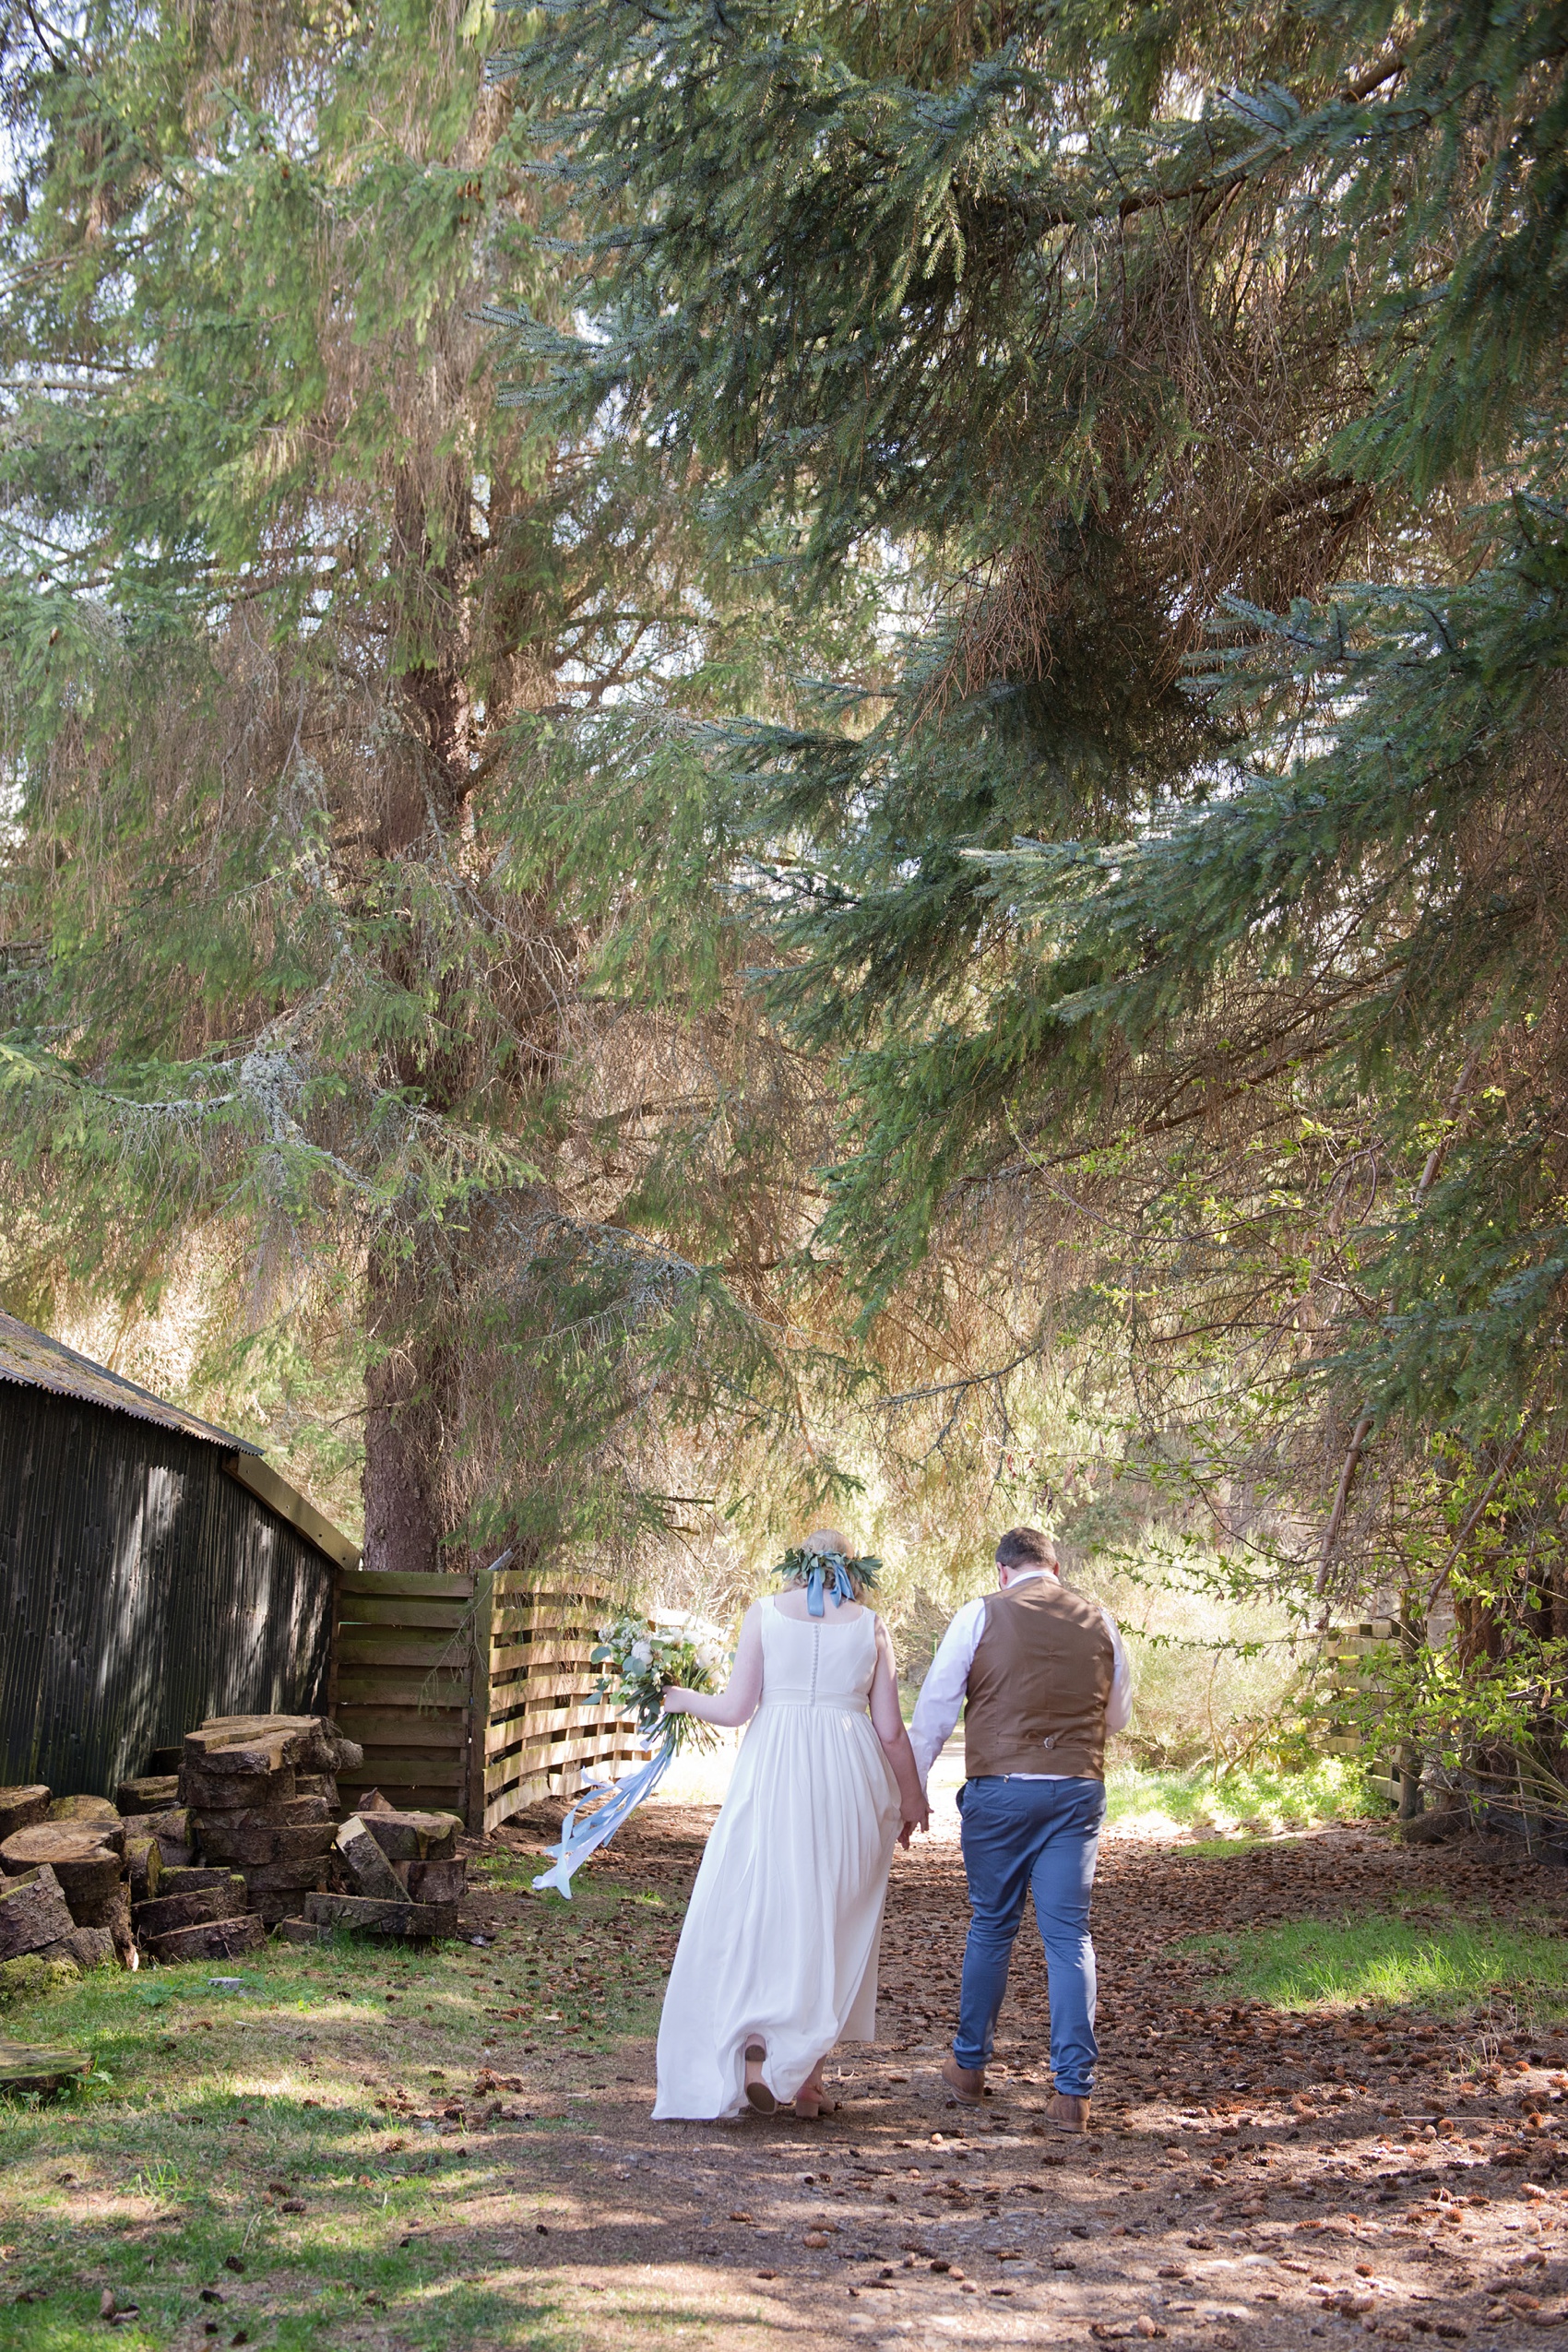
[652,1694,901,2119]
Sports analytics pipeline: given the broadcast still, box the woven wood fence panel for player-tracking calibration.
[1308,1619,1399,1802]
[329,1565,640,1832]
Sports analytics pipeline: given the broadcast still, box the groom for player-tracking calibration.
[909,1526,1131,2130]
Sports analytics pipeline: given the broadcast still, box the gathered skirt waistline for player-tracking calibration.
[754,1693,871,1716]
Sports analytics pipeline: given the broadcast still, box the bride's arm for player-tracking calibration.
[660,1602,765,1728]
[869,1619,931,1845]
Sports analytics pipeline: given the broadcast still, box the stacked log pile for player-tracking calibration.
[178,1715,362,1930]
[292,1793,466,1941]
[0,1791,134,1980]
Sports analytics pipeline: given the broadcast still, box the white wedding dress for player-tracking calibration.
[652,1598,901,2119]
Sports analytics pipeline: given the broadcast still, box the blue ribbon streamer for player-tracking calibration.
[804,1556,857,1617]
[531,1728,676,1898]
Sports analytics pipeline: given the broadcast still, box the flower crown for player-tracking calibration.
[770,1540,882,1617]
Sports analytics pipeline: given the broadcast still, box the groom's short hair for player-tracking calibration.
[996,1526,1054,1568]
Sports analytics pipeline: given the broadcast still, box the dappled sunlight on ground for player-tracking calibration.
[4,1793,1568,2349]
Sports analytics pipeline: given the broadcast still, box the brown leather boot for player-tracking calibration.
[1044,2091,1091,2132]
[941,2054,987,2105]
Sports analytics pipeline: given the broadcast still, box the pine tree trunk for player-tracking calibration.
[362,1344,448,1578]
[360,529,486,1580]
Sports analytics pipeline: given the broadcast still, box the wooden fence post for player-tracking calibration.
[1396,1588,1424,1821]
[467,1562,497,1836]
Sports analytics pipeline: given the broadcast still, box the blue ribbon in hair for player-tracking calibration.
[532,1728,675,1899]
[803,1554,857,1617]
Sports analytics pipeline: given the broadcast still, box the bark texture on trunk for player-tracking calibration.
[362,1348,447,1577]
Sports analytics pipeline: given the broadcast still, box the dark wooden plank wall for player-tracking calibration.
[0,1385,334,1800]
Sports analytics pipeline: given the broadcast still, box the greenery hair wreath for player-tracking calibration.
[770,1539,882,1617]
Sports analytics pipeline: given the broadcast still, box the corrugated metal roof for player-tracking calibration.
[0,1311,262,1454]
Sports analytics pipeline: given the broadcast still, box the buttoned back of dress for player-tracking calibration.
[756,1596,877,1714]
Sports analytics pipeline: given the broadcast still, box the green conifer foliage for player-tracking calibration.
[0,0,836,1571]
[502,1,1568,1785]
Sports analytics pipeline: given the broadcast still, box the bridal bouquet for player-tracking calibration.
[590,1610,729,1753]
[536,1610,731,1897]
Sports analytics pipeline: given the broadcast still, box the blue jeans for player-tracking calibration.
[954,1774,1106,2097]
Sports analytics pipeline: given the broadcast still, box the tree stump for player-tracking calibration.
[158,1868,248,1900]
[359,1809,461,1864]
[133,1885,245,1939]
[184,1716,362,1775]
[274,1918,329,1945]
[407,1859,466,1904]
[47,1796,123,1838]
[303,1892,457,1940]
[119,1807,194,1865]
[125,1836,161,1905]
[196,1821,337,1868]
[181,1765,298,1812]
[334,1817,410,1902]
[54,1924,116,1971]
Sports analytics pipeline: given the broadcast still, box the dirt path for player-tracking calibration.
[456,1805,1568,2351]
[4,1803,1568,2351]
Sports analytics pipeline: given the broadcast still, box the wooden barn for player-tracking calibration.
[2,1313,645,1828]
[0,1312,355,1803]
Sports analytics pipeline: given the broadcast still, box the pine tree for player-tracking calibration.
[0,0,841,1573]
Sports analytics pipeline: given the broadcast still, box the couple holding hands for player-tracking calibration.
[651,1526,1131,2124]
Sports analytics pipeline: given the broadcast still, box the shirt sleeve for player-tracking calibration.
[1102,1609,1134,1734]
[908,1598,987,1785]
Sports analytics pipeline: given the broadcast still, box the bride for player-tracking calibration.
[651,1529,930,2120]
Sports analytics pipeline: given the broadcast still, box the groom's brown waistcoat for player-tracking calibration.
[963,1578,1115,1782]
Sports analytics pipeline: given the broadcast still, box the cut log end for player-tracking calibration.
[116,1776,180,1815]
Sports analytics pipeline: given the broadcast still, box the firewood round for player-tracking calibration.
[0,1824,125,1913]
[0,1787,52,1843]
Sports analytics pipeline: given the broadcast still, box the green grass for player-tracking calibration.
[1106,1754,1375,1838]
[0,1874,677,2352]
[1179,1910,1568,2020]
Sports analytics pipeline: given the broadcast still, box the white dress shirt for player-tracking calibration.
[909,1567,1133,1786]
